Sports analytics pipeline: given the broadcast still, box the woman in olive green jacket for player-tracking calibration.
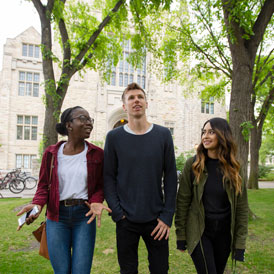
[175,118,248,274]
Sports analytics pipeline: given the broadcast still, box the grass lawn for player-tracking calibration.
[0,189,273,274]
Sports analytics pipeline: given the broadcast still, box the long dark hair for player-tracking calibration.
[192,117,242,195]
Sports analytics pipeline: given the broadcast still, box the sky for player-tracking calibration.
[0,0,40,70]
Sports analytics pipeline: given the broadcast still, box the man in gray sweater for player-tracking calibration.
[104,82,177,274]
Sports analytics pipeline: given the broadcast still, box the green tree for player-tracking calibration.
[152,0,274,188]
[30,0,172,149]
[249,55,274,188]
[259,114,274,165]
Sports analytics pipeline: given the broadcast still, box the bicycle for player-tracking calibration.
[16,170,38,190]
[0,169,25,194]
[23,176,38,190]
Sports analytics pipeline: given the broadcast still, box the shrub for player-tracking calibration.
[176,150,195,172]
[258,165,273,179]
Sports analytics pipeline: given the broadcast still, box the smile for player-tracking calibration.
[203,141,211,145]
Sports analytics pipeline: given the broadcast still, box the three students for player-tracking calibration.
[17,86,248,274]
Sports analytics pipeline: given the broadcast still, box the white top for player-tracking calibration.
[57,142,88,201]
[123,124,154,135]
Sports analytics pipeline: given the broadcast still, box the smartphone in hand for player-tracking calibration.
[18,205,39,227]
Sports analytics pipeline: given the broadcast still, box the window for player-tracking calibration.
[18,71,40,97]
[111,72,116,86]
[137,58,146,89]
[119,73,123,87]
[17,115,38,140]
[109,40,146,89]
[22,43,40,58]
[16,154,36,169]
[165,122,175,136]
[201,97,214,114]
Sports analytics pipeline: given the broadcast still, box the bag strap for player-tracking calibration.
[48,155,54,191]
[45,155,54,218]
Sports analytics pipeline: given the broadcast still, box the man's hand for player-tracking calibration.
[16,204,42,231]
[151,218,170,241]
[85,202,112,227]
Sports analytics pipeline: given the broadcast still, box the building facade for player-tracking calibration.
[0,27,226,172]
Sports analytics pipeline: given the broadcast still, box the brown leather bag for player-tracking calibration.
[32,222,49,259]
[32,155,54,260]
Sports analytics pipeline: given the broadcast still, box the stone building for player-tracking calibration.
[0,26,226,172]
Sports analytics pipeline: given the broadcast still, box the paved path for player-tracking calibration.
[1,181,274,199]
[0,186,37,199]
[258,181,274,189]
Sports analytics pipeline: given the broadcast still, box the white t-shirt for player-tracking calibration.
[57,142,88,201]
[124,124,154,135]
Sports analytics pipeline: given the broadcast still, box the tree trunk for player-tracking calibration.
[43,99,59,148]
[248,124,261,189]
[229,63,252,182]
[43,84,69,149]
[222,0,253,183]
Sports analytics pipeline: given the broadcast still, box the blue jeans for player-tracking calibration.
[46,204,96,274]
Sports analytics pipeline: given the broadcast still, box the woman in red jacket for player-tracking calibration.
[17,106,111,274]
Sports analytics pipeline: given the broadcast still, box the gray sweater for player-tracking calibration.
[104,124,177,227]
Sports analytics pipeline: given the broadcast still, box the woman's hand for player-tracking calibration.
[16,204,42,231]
[85,202,112,227]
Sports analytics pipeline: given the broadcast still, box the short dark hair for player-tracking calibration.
[55,106,83,136]
[121,82,146,102]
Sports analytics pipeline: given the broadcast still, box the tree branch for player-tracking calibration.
[31,0,56,88]
[173,21,231,78]
[58,18,71,71]
[253,42,263,89]
[75,0,125,64]
[249,0,274,57]
[257,73,274,91]
[257,85,274,130]
[221,0,246,50]
[195,1,232,74]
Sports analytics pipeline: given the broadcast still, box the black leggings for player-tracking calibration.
[191,217,231,274]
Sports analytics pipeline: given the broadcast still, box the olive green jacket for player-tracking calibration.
[175,157,248,255]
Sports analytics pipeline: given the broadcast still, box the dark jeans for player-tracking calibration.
[116,218,169,274]
[191,217,231,274]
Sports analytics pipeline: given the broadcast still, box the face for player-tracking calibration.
[122,89,147,118]
[201,122,219,152]
[67,108,93,139]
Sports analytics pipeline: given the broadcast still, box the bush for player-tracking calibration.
[265,172,274,181]
[258,165,273,179]
[176,153,187,172]
[176,150,195,172]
